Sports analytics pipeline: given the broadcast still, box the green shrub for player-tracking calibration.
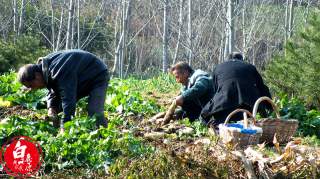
[0,35,49,73]
[265,11,320,107]
[275,95,320,138]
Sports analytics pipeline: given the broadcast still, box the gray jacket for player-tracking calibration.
[181,69,214,108]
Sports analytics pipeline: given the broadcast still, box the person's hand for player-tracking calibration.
[59,127,65,135]
[47,108,60,128]
[161,100,178,126]
[48,107,58,117]
[175,95,184,106]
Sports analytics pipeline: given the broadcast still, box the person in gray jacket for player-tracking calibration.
[170,62,214,122]
[17,50,109,132]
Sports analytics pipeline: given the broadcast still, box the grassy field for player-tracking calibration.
[0,72,319,178]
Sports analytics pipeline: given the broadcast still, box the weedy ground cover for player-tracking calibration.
[0,72,319,178]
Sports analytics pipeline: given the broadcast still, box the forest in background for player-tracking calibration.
[0,0,319,76]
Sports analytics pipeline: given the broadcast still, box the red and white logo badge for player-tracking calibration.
[1,136,42,177]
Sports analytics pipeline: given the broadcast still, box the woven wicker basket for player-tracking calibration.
[253,96,299,144]
[219,109,262,149]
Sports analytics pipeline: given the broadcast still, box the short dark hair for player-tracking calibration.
[229,52,243,61]
[170,61,194,74]
[17,64,42,83]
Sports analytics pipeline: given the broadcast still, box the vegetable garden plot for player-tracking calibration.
[0,72,319,178]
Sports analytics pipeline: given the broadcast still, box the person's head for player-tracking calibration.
[17,64,46,90]
[228,52,243,61]
[170,62,194,85]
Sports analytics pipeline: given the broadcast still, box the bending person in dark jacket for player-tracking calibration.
[164,62,214,123]
[17,49,109,132]
[201,52,271,126]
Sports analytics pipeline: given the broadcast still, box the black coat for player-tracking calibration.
[210,59,271,117]
[39,49,108,120]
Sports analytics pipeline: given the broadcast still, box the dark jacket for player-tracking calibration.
[39,49,108,121]
[181,70,214,120]
[211,59,271,115]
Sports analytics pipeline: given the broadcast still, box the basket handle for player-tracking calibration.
[252,96,280,118]
[224,109,256,127]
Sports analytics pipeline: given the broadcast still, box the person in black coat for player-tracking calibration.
[17,50,109,133]
[201,52,271,126]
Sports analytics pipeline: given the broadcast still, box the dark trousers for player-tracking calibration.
[88,82,108,127]
[180,100,202,122]
[57,71,109,127]
[86,70,109,128]
[207,103,259,127]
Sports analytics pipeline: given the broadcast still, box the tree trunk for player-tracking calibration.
[187,0,192,65]
[13,0,17,34]
[242,0,247,57]
[71,3,75,49]
[51,0,55,51]
[288,0,294,38]
[303,0,311,24]
[66,0,74,50]
[113,0,132,78]
[56,0,65,51]
[173,0,184,65]
[18,0,26,36]
[285,0,289,42]
[224,0,235,59]
[121,0,132,78]
[219,35,225,64]
[120,0,126,78]
[162,0,169,72]
[112,3,121,77]
[77,0,80,48]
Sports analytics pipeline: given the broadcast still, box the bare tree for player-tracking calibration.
[66,0,74,49]
[51,0,55,51]
[121,0,132,78]
[13,0,17,34]
[56,0,65,51]
[77,0,80,48]
[187,0,192,65]
[113,0,132,78]
[162,0,169,72]
[303,0,311,24]
[18,0,26,36]
[173,0,184,65]
[224,0,235,59]
[288,0,294,38]
[113,2,122,77]
[0,0,313,74]
[71,2,75,49]
[242,0,247,57]
[284,0,295,42]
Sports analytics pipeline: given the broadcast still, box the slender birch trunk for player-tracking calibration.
[162,0,169,72]
[187,0,192,65]
[77,0,80,48]
[66,0,74,49]
[56,0,65,51]
[13,0,17,34]
[18,0,26,36]
[51,0,56,51]
[173,0,184,65]
[288,0,294,38]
